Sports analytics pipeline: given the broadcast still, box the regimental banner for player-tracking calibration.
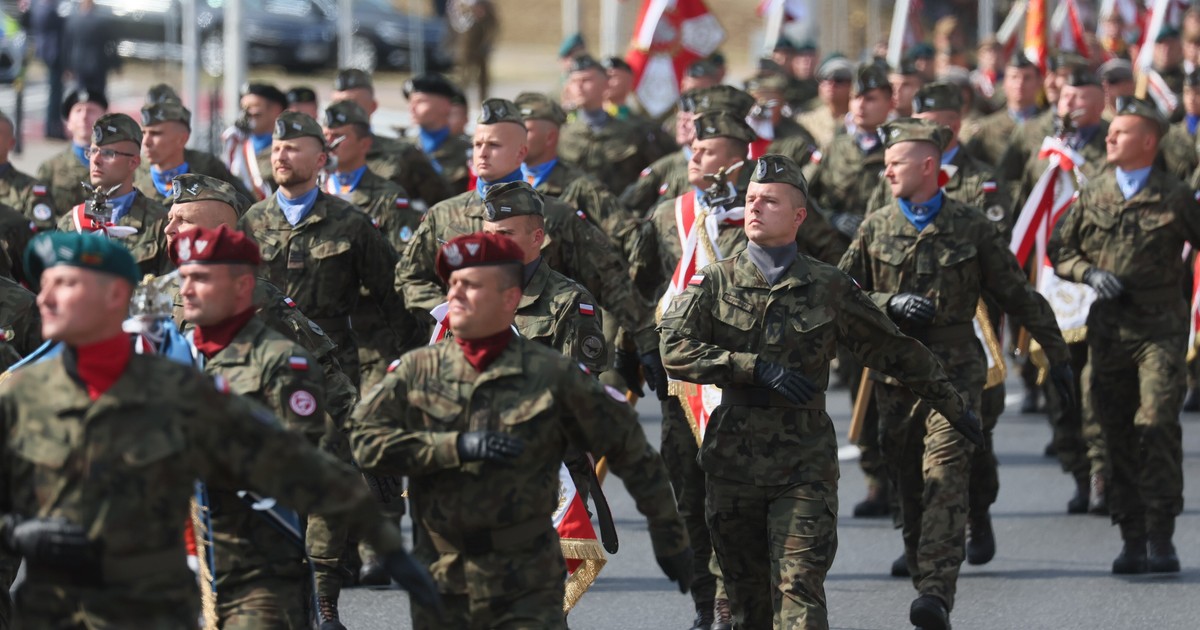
[552,463,606,612]
[626,0,725,117]
[973,300,1008,389]
[1038,264,1096,344]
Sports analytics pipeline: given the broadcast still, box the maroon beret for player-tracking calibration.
[170,224,262,267]
[435,232,524,283]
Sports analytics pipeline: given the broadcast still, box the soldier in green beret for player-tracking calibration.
[37,88,108,218]
[404,74,473,192]
[135,99,255,206]
[839,119,1072,629]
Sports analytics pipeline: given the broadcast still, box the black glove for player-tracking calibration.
[830,212,864,238]
[655,547,694,594]
[381,550,444,615]
[1082,268,1123,300]
[456,431,525,463]
[887,293,936,325]
[639,350,670,401]
[950,409,986,448]
[613,348,644,398]
[1,515,96,569]
[753,359,819,405]
[1048,363,1076,416]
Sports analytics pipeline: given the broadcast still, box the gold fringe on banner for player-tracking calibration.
[561,538,607,613]
[190,497,218,630]
[667,381,704,446]
[975,300,1008,389]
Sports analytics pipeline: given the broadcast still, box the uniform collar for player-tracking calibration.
[520,159,558,189]
[519,258,549,309]
[1115,165,1152,200]
[276,186,320,226]
[732,247,813,289]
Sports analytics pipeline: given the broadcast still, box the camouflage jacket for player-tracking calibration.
[996,108,1056,185]
[806,131,887,218]
[517,259,608,373]
[415,130,472,194]
[396,189,657,351]
[367,133,453,212]
[558,115,657,195]
[325,167,421,255]
[0,277,41,372]
[794,104,848,150]
[1158,123,1198,183]
[201,315,327,588]
[350,335,686,593]
[963,107,1042,168]
[0,348,403,621]
[0,202,32,283]
[0,164,57,233]
[1050,166,1200,341]
[134,149,256,206]
[619,150,689,217]
[658,250,967,485]
[56,190,173,278]
[36,146,90,217]
[839,197,1070,366]
[537,160,639,257]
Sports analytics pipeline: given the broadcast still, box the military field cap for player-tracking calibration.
[287,87,317,104]
[569,54,605,74]
[403,73,458,100]
[482,181,544,221]
[1063,66,1102,88]
[818,57,855,82]
[92,113,142,146]
[25,231,139,287]
[745,72,788,95]
[450,87,467,107]
[435,231,524,283]
[686,85,757,117]
[1007,50,1038,70]
[171,173,247,215]
[559,32,585,59]
[273,111,326,147]
[141,101,191,129]
[514,92,567,126]
[324,99,371,128]
[1113,96,1170,137]
[1098,59,1134,83]
[334,68,373,91]
[1156,25,1181,43]
[240,82,287,108]
[1186,68,1200,88]
[145,83,180,105]
[893,58,922,77]
[170,224,262,267]
[694,110,757,143]
[602,56,632,73]
[773,36,799,53]
[936,66,972,88]
[477,98,525,127]
[61,87,108,119]
[913,82,962,113]
[881,118,953,151]
[750,154,808,196]
[686,58,720,78]
[795,39,817,53]
[855,64,892,94]
[1048,51,1088,73]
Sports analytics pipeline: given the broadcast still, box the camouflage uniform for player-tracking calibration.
[418,132,473,194]
[134,148,255,206]
[621,151,690,217]
[35,147,91,217]
[0,164,58,233]
[367,133,454,212]
[1157,124,1198,182]
[350,334,686,629]
[558,112,658,196]
[55,190,173,278]
[806,130,887,242]
[0,203,33,283]
[536,160,639,258]
[963,107,1044,168]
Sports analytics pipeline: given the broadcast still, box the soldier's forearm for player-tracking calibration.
[352,429,461,476]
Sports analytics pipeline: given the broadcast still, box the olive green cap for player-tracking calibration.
[881,118,953,151]
[683,85,757,117]
[171,173,249,216]
[92,113,143,146]
[477,98,525,127]
[912,82,962,113]
[141,100,191,129]
[145,83,180,105]
[25,231,140,287]
[855,64,892,94]
[482,181,544,221]
[744,73,788,95]
[273,111,326,147]
[1113,96,1170,137]
[750,154,808,196]
[323,99,370,128]
[694,111,757,143]
[334,68,373,91]
[514,92,567,126]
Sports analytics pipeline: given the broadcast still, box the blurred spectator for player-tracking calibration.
[63,0,118,96]
[26,0,66,139]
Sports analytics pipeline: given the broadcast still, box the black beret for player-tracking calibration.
[240,82,287,108]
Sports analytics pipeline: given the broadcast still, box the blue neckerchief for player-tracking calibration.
[898,191,945,232]
[1009,105,1039,122]
[682,145,693,160]
[580,108,609,130]
[1115,166,1152,200]
[476,169,524,200]
[941,145,960,165]
[419,126,450,155]
[276,187,320,226]
[107,190,137,223]
[520,159,558,189]
[330,165,367,194]
[250,132,273,154]
[150,162,189,197]
[1068,124,1101,150]
[72,143,90,168]
[1188,113,1200,136]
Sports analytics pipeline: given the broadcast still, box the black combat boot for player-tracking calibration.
[1148,519,1180,573]
[1112,538,1148,575]
[358,556,390,587]
[890,552,909,577]
[688,604,713,630]
[966,512,996,565]
[1088,473,1108,515]
[909,594,951,630]
[1067,474,1089,514]
[853,484,890,518]
[711,598,732,630]
[318,596,347,630]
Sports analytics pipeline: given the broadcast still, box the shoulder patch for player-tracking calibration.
[284,297,297,308]
[579,303,595,316]
[981,181,998,193]
[810,149,822,164]
[603,384,627,403]
[399,225,414,242]
[396,197,410,209]
[288,356,309,371]
[985,205,1005,222]
[387,358,402,373]
[213,375,230,394]
[33,204,52,222]
[288,390,317,416]
[639,166,652,178]
[32,184,47,196]
[576,209,587,220]
[658,182,669,195]
[688,274,704,286]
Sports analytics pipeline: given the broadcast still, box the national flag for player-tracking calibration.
[1009,137,1082,266]
[428,302,452,344]
[552,462,606,612]
[886,0,925,68]
[982,181,998,193]
[626,0,726,117]
[688,274,704,286]
[1145,67,1181,115]
[809,149,822,164]
[396,198,410,209]
[1025,0,1049,73]
[284,297,297,308]
[996,1,1028,62]
[32,185,47,196]
[288,356,309,371]
[579,303,595,316]
[1135,0,1172,72]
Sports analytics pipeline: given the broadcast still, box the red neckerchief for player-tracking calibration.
[193,308,256,359]
[455,327,513,372]
[74,333,133,400]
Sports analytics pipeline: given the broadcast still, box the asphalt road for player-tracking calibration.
[339,376,1200,630]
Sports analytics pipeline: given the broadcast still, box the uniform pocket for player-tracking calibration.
[409,388,464,425]
[498,390,555,427]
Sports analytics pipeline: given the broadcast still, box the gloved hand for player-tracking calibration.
[613,348,645,398]
[655,547,694,594]
[830,212,864,238]
[381,549,444,615]
[1,515,96,569]
[1082,268,1123,300]
[455,431,525,463]
[1048,363,1076,416]
[753,359,819,405]
[950,409,986,448]
[639,350,670,401]
[887,293,936,325]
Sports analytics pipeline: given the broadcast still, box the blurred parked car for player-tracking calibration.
[312,0,452,72]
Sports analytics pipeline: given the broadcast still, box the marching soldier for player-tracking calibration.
[839,120,1073,630]
[456,0,499,100]
[1049,98,1200,575]
[352,231,691,629]
[37,88,107,217]
[963,51,1046,168]
[0,231,439,628]
[403,73,473,193]
[0,111,57,234]
[223,82,288,201]
[135,99,254,205]
[997,52,1090,185]
[659,153,981,630]
[57,113,172,277]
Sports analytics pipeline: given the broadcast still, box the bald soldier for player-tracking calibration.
[135,99,253,205]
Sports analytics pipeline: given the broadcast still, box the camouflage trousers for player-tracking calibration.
[969,382,1005,518]
[1088,333,1186,540]
[218,578,310,629]
[309,427,355,600]
[11,583,199,629]
[1046,341,1107,481]
[661,398,721,610]
[705,475,838,630]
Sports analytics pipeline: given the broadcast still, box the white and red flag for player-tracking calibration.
[626,0,725,118]
[552,462,607,612]
[1053,0,1091,58]
[1025,0,1050,73]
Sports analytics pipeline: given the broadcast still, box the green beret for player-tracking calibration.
[514,92,566,126]
[287,87,317,105]
[334,68,373,91]
[141,101,191,129]
[855,64,892,94]
[694,111,757,144]
[25,231,140,287]
[685,85,757,117]
[913,82,962,113]
[323,99,370,128]
[171,173,248,216]
[482,181,544,221]
[92,113,143,147]
[145,83,180,105]
[882,118,953,151]
[750,154,808,197]
[1113,96,1170,137]
[477,98,525,127]
[1156,25,1180,43]
[273,111,326,147]
[602,56,632,73]
[559,32,585,59]
[568,54,605,74]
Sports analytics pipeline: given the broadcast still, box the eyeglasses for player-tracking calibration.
[87,147,137,160]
